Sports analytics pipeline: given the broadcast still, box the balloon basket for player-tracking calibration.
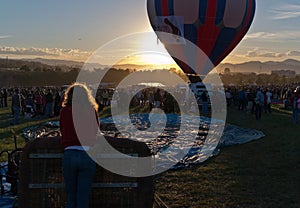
[18,137,154,208]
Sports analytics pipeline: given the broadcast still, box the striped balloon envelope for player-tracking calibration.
[147,0,256,76]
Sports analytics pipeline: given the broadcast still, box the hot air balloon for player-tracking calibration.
[147,0,256,77]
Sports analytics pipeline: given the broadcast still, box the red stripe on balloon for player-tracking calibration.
[197,0,220,72]
[215,0,254,65]
[161,0,169,16]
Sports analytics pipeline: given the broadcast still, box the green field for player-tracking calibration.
[155,106,300,208]
[0,106,58,162]
[0,104,299,207]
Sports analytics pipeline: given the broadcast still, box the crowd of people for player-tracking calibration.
[224,83,300,121]
[97,86,214,115]
[2,82,300,125]
[101,87,181,113]
[0,87,63,125]
[3,84,215,126]
[0,88,8,108]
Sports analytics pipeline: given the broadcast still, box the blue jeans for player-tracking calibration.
[293,109,299,124]
[62,150,96,208]
[44,102,53,117]
[13,106,20,125]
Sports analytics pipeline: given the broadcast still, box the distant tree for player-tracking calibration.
[70,67,80,73]
[20,64,31,71]
[34,67,42,72]
[281,75,287,85]
[55,66,62,72]
[269,73,279,84]
[295,75,300,82]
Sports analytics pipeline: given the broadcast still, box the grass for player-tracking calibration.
[0,106,58,162]
[155,105,300,208]
[0,103,299,207]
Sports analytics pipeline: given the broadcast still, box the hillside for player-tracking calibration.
[2,57,300,75]
[217,59,300,74]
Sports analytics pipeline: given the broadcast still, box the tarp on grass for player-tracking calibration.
[22,114,265,169]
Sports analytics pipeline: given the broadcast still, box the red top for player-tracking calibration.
[60,106,99,149]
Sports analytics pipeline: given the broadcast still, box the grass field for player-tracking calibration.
[0,105,58,161]
[0,104,299,207]
[155,106,300,208]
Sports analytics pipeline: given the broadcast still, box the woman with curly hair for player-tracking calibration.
[60,83,99,208]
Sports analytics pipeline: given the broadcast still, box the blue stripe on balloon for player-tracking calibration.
[242,0,255,30]
[242,0,255,32]
[215,0,226,25]
[240,0,249,27]
[155,0,162,16]
[199,0,208,24]
[210,0,255,65]
[184,24,198,44]
[168,0,174,15]
[209,1,255,63]
[209,28,237,64]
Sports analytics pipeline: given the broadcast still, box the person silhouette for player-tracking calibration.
[60,83,99,208]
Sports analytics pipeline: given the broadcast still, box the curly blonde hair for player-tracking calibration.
[62,82,98,111]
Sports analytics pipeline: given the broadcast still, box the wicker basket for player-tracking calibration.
[18,137,154,208]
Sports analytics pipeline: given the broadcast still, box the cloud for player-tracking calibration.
[246,51,285,58]
[245,32,276,40]
[270,4,300,20]
[245,31,300,42]
[245,51,258,57]
[259,52,285,58]
[287,51,300,56]
[245,50,300,58]
[0,35,12,39]
[0,46,92,60]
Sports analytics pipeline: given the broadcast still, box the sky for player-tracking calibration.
[0,0,300,65]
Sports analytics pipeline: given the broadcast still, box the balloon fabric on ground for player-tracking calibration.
[22,114,264,170]
[147,0,256,75]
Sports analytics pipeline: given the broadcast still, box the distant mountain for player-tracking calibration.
[21,58,159,71]
[21,58,107,70]
[109,59,300,74]
[282,59,300,67]
[24,58,84,67]
[3,57,300,74]
[0,58,54,70]
[20,58,168,71]
[217,59,300,74]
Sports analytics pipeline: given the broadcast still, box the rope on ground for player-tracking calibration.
[154,193,169,208]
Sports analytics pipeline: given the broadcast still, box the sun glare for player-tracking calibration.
[140,53,175,65]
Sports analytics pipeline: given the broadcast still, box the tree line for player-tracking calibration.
[220,72,300,86]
